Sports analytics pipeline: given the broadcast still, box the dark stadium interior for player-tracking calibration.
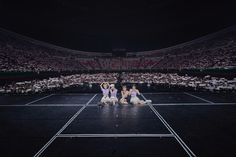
[1,0,236,157]
[0,0,236,52]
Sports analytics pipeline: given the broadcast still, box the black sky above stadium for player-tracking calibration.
[0,0,235,52]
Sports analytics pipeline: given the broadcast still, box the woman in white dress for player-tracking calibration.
[100,82,110,105]
[120,85,129,105]
[109,84,118,105]
[129,84,145,105]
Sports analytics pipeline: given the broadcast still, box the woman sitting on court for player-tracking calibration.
[100,82,110,105]
[120,85,129,105]
[129,84,145,105]
[109,84,118,105]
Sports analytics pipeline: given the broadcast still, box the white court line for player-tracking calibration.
[0,104,85,107]
[144,92,185,95]
[25,94,54,105]
[54,93,97,96]
[0,102,235,107]
[184,92,214,104]
[29,104,85,106]
[33,94,97,157]
[87,104,101,106]
[58,134,174,138]
[141,94,196,157]
[152,102,236,106]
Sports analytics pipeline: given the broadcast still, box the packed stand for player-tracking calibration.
[0,29,109,72]
[1,27,236,72]
[121,73,236,91]
[143,29,236,69]
[0,73,118,94]
[152,41,236,69]
[1,72,236,94]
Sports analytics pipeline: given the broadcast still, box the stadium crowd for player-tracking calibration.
[0,73,118,94]
[0,73,235,94]
[1,27,236,72]
[121,73,236,91]
[152,41,236,69]
[1,42,235,71]
[1,26,236,94]
[0,40,159,71]
[0,42,86,72]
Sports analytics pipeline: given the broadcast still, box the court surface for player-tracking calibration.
[0,92,236,157]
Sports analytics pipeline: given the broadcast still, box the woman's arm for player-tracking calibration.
[137,89,141,95]
[100,83,103,89]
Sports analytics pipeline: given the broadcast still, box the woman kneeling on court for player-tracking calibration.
[120,85,129,105]
[109,84,118,105]
[129,84,145,105]
[100,82,110,105]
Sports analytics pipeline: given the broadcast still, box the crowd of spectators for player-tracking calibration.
[121,73,236,91]
[0,42,87,72]
[0,72,235,94]
[0,39,159,71]
[1,27,236,93]
[0,73,118,94]
[0,29,109,72]
[78,57,159,70]
[152,40,236,69]
[1,27,236,72]
[137,29,236,69]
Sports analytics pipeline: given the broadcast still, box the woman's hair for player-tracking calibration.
[102,82,108,88]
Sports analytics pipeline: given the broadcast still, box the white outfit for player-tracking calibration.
[130,90,141,104]
[110,89,118,102]
[101,88,110,103]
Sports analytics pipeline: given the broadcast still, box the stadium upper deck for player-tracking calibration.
[0,26,236,72]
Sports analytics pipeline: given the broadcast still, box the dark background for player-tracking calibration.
[0,0,235,52]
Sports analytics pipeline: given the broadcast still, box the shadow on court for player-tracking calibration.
[0,92,236,157]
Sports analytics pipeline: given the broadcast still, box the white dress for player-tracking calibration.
[110,89,118,102]
[130,90,140,104]
[101,88,110,103]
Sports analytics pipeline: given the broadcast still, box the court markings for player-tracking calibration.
[144,92,186,95]
[141,94,196,157]
[54,93,98,96]
[58,133,174,138]
[2,92,235,157]
[152,102,236,106]
[184,92,214,104]
[33,94,97,157]
[24,94,55,105]
[29,104,85,106]
[0,104,85,107]
[0,92,230,107]
[0,102,235,107]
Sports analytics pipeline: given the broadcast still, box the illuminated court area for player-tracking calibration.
[1,92,236,157]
